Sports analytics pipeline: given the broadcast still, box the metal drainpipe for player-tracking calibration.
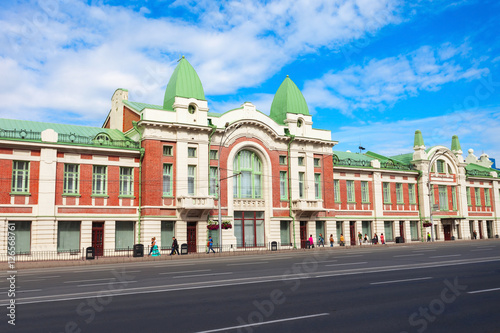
[207,125,217,240]
[132,121,144,244]
[416,169,424,242]
[286,133,296,248]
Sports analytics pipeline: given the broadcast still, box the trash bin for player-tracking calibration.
[271,241,278,251]
[396,237,404,243]
[86,247,95,260]
[451,236,455,240]
[305,240,310,249]
[133,244,144,257]
[181,243,188,255]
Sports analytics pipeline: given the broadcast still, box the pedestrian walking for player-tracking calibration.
[372,233,378,245]
[364,234,368,243]
[170,237,180,255]
[473,230,477,239]
[318,233,325,247]
[207,236,215,254]
[329,234,334,247]
[308,235,314,248]
[358,231,362,245]
[380,233,385,245]
[148,237,158,256]
[340,234,345,246]
[427,232,431,242]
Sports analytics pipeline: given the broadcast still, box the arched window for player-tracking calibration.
[233,150,262,199]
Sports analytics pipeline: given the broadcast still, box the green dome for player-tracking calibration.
[269,76,310,125]
[163,56,206,111]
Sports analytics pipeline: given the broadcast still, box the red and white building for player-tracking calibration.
[1,57,499,259]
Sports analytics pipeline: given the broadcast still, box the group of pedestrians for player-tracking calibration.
[148,236,180,256]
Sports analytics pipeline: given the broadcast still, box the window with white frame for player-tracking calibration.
[92,165,107,195]
[210,149,218,160]
[346,180,355,202]
[436,160,445,173]
[279,155,287,165]
[209,166,218,197]
[298,172,305,198]
[334,179,340,202]
[163,145,173,156]
[408,184,416,204]
[119,167,134,196]
[188,165,196,195]
[298,156,304,166]
[163,164,173,196]
[314,173,321,199]
[280,171,288,200]
[485,188,491,206]
[361,181,369,203]
[383,182,391,204]
[188,147,197,158]
[314,158,320,167]
[396,183,404,204]
[439,185,448,210]
[233,150,262,199]
[63,164,79,194]
[11,161,29,193]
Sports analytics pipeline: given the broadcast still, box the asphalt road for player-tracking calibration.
[1,240,500,333]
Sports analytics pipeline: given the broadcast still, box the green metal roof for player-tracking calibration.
[451,135,462,151]
[124,101,165,112]
[386,152,414,164]
[466,162,498,178]
[163,56,206,111]
[269,76,309,125]
[333,151,374,162]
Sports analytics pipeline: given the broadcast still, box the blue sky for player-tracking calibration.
[1,0,499,160]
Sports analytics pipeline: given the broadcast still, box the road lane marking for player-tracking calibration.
[429,254,462,259]
[259,256,294,260]
[77,281,136,287]
[64,278,116,284]
[393,254,424,257]
[153,263,196,268]
[370,277,432,285]
[475,246,496,249]
[21,279,47,282]
[159,269,211,275]
[333,255,364,259]
[412,250,437,253]
[173,272,232,279]
[18,289,42,293]
[471,248,493,252]
[227,262,268,266]
[194,313,330,333]
[468,287,500,294]
[325,262,367,267]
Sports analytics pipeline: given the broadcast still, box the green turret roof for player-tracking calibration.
[451,135,462,151]
[269,76,309,125]
[163,56,206,111]
[414,130,424,147]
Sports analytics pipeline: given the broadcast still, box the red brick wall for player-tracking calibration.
[28,161,39,205]
[0,159,12,204]
[123,106,140,133]
[142,140,170,208]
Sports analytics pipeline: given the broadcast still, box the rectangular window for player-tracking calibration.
[452,187,457,210]
[316,221,325,244]
[7,221,31,254]
[314,173,321,199]
[119,167,134,196]
[334,180,340,202]
[188,165,196,195]
[298,172,305,198]
[362,221,372,240]
[361,181,369,203]
[346,180,355,202]
[383,182,391,204]
[279,155,287,165]
[437,160,445,173]
[11,161,30,193]
[210,149,218,160]
[384,221,393,241]
[115,221,134,250]
[314,158,320,167]
[280,171,288,200]
[475,188,481,206]
[408,184,416,204]
[280,221,291,245]
[161,221,175,249]
[163,164,173,196]
[396,183,404,204]
[410,221,419,241]
[466,187,471,206]
[336,221,343,243]
[234,211,265,247]
[439,185,448,211]
[163,145,173,156]
[188,147,197,158]
[63,164,79,194]
[209,166,218,197]
[92,165,107,195]
[57,221,80,252]
[298,156,304,166]
[485,188,491,206]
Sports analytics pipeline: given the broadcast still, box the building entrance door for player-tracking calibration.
[479,222,483,239]
[187,222,197,253]
[487,221,493,238]
[399,221,405,242]
[92,222,104,256]
[443,225,452,241]
[300,222,307,249]
[350,222,356,246]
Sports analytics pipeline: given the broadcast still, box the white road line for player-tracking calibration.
[153,263,196,268]
[468,287,500,294]
[394,254,424,258]
[260,256,294,261]
[333,255,364,259]
[18,289,42,293]
[325,262,367,267]
[65,278,116,284]
[370,277,432,285]
[173,272,232,279]
[77,281,136,287]
[429,254,462,259]
[21,279,47,282]
[159,269,210,275]
[413,250,437,253]
[471,248,493,251]
[227,262,268,266]
[296,260,338,264]
[194,313,330,333]
[475,246,496,249]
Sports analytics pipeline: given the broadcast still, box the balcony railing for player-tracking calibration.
[177,196,214,210]
[0,128,41,141]
[292,199,324,211]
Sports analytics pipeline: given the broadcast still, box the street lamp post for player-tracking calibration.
[428,148,448,242]
[217,123,241,252]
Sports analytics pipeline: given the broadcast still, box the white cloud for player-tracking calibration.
[303,44,488,116]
